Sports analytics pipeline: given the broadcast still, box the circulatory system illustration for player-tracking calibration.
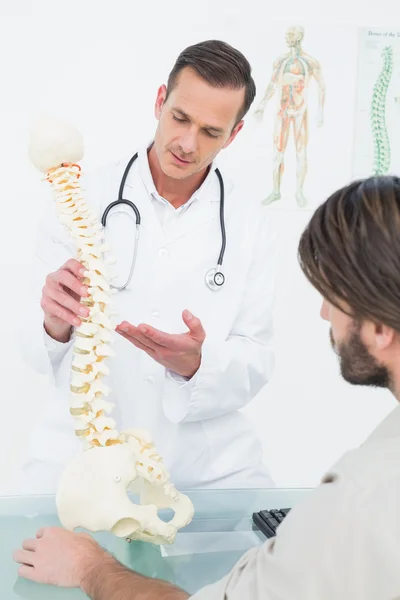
[254,25,326,208]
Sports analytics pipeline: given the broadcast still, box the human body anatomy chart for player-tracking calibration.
[254,26,325,208]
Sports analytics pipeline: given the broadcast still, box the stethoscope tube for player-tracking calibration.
[215,168,225,267]
[101,152,226,291]
[101,153,141,227]
[101,198,141,226]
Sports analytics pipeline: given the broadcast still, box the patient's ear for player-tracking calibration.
[362,321,394,352]
[374,323,395,351]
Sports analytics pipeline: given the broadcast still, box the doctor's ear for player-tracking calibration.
[222,120,244,149]
[155,85,167,120]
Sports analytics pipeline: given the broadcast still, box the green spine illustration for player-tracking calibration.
[371,46,393,175]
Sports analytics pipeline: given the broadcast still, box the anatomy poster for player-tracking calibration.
[252,25,326,209]
[352,28,400,179]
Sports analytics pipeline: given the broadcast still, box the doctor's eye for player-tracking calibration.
[204,130,220,139]
[172,115,186,123]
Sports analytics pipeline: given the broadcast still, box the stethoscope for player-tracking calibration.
[101,152,226,292]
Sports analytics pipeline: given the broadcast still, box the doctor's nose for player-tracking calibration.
[179,130,198,155]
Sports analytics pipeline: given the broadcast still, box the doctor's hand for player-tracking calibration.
[116,310,206,379]
[41,259,90,343]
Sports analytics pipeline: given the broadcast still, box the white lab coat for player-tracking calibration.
[17,143,277,494]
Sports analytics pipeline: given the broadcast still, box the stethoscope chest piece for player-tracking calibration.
[205,267,225,291]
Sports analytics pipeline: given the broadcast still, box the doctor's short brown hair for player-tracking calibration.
[298,175,400,329]
[166,40,256,123]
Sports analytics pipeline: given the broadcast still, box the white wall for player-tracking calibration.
[0,0,398,493]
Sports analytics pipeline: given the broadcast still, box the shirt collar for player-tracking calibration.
[138,141,219,207]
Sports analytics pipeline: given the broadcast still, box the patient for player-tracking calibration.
[13,175,400,599]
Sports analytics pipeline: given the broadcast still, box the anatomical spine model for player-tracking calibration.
[28,118,194,544]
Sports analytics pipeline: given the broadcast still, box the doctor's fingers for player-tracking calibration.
[182,310,206,342]
[47,268,89,300]
[116,323,160,350]
[115,324,155,349]
[137,326,193,351]
[117,330,156,356]
[41,287,90,325]
[60,258,86,278]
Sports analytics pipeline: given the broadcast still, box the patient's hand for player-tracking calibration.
[13,526,106,588]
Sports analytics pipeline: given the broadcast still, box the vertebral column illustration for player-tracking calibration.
[28,118,194,544]
[254,26,326,208]
[371,46,393,176]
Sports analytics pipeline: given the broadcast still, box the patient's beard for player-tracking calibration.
[330,325,390,389]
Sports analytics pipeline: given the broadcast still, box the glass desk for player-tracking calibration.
[0,488,310,599]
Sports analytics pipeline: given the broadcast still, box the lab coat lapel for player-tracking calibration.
[164,195,217,245]
[163,164,221,245]
[136,188,166,244]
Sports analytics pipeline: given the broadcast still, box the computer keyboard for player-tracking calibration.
[252,508,291,538]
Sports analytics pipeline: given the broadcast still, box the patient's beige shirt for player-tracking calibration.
[192,403,400,600]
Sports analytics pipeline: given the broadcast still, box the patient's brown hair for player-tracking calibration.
[298,175,400,329]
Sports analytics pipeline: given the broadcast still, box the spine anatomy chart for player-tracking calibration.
[28,118,194,545]
[352,28,400,179]
[371,45,393,175]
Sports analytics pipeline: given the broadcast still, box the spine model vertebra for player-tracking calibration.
[46,162,120,449]
[371,45,393,175]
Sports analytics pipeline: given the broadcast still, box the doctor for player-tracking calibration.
[18,39,276,493]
